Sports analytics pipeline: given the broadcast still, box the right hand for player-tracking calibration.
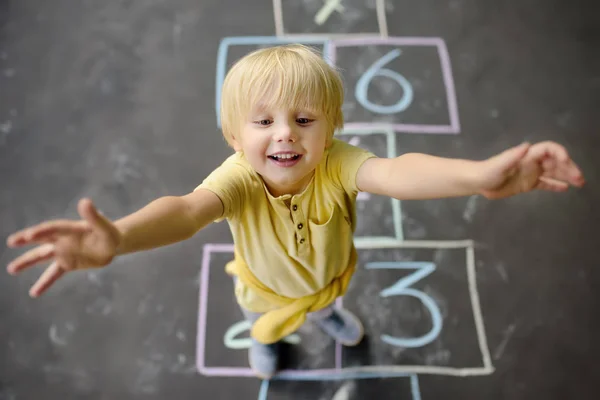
[6,198,121,298]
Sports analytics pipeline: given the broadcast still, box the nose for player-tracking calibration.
[272,121,297,143]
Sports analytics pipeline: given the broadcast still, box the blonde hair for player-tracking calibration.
[220,44,345,147]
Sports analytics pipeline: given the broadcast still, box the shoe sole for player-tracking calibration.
[335,309,365,347]
[248,350,276,380]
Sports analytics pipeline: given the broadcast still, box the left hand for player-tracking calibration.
[477,141,585,199]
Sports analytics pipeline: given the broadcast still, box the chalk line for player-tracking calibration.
[467,245,494,372]
[315,0,345,26]
[272,0,284,36]
[258,373,422,400]
[376,0,388,38]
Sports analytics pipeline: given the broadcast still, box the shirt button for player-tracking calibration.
[292,205,297,211]
[297,223,303,229]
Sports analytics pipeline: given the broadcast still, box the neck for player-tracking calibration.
[262,172,314,197]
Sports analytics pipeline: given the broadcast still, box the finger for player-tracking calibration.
[7,243,55,275]
[491,142,531,172]
[541,158,585,187]
[7,221,91,248]
[29,261,66,298]
[536,177,569,192]
[528,141,570,163]
[77,198,114,233]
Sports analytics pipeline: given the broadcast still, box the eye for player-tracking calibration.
[297,118,314,125]
[254,119,272,126]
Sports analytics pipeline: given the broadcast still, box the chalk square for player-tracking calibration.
[339,242,494,375]
[215,36,331,128]
[335,127,404,243]
[196,241,494,380]
[273,0,386,37]
[196,244,337,378]
[327,37,461,134]
[260,375,421,400]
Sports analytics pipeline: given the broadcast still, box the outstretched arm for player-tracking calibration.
[6,189,223,297]
[356,142,584,200]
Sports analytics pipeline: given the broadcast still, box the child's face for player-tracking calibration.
[232,106,330,197]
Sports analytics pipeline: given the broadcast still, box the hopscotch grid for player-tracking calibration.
[196,242,494,378]
[211,4,477,396]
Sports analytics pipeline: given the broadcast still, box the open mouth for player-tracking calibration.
[268,153,302,167]
[268,154,301,161]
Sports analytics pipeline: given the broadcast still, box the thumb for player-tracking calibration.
[490,142,530,172]
[77,198,115,233]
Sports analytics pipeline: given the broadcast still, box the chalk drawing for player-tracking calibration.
[355,49,414,115]
[314,0,345,26]
[337,127,403,244]
[366,262,442,348]
[272,0,387,37]
[215,36,460,135]
[196,242,495,379]
[224,320,301,349]
[257,374,421,400]
[326,37,461,134]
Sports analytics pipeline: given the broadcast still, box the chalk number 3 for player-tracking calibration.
[366,261,442,348]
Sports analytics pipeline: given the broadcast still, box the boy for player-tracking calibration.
[5,44,585,379]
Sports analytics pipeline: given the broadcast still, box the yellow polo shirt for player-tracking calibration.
[195,138,376,343]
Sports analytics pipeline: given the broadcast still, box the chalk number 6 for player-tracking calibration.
[355,49,414,115]
[366,261,442,348]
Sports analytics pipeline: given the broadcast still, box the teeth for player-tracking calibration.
[272,154,298,159]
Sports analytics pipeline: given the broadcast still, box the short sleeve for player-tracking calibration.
[194,153,255,222]
[325,138,377,195]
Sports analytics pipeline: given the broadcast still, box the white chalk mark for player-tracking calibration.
[49,322,75,347]
[376,0,389,37]
[0,120,12,134]
[467,246,494,372]
[331,381,356,400]
[49,325,67,346]
[493,324,516,360]
[463,195,478,222]
[314,0,345,26]
[495,263,509,282]
[272,0,284,36]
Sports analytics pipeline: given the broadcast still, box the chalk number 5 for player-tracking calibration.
[366,261,442,348]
